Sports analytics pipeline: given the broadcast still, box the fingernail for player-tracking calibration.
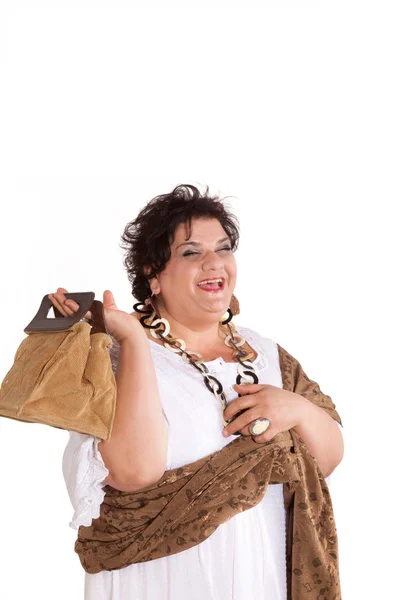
[222,429,228,437]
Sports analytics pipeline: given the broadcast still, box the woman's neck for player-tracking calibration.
[162,312,224,353]
[146,298,225,353]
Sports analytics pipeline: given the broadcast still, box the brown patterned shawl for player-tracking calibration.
[75,345,342,599]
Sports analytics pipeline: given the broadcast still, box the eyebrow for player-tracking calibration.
[176,236,231,250]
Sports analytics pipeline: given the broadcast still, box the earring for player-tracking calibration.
[149,293,159,313]
[220,294,240,325]
[144,292,156,306]
[230,293,240,316]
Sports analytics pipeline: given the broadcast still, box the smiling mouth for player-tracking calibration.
[196,278,225,292]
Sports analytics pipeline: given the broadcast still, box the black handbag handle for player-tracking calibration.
[24,292,108,335]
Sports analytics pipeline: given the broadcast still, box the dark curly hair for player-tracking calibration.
[121,184,240,302]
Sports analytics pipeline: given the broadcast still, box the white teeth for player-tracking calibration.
[197,279,223,286]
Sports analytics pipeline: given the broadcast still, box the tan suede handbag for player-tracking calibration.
[0,292,116,440]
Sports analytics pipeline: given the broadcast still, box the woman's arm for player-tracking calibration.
[292,395,343,477]
[223,383,344,479]
[49,288,167,493]
[98,331,168,492]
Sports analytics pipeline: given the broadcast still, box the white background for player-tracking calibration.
[0,1,399,599]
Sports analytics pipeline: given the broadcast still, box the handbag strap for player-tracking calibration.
[24,292,108,335]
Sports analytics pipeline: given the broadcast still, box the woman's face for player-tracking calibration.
[150,218,237,325]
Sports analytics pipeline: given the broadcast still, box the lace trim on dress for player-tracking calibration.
[66,435,110,530]
[235,326,269,371]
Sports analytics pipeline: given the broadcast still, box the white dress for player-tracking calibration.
[63,327,288,600]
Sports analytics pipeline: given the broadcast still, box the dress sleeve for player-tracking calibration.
[108,334,120,376]
[61,336,120,530]
[62,432,110,530]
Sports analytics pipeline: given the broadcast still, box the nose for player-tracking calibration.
[202,249,224,271]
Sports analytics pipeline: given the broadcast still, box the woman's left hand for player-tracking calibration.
[222,383,308,442]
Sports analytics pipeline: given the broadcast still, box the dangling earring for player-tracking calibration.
[220,294,240,325]
[148,293,160,316]
[144,292,155,306]
[230,293,240,316]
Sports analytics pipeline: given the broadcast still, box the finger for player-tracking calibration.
[223,394,256,422]
[103,289,118,310]
[61,299,93,320]
[51,289,82,317]
[49,292,93,322]
[233,383,265,395]
[250,430,277,444]
[53,289,68,304]
[55,287,75,308]
[251,426,278,444]
[48,294,70,317]
[239,416,277,441]
[222,406,261,437]
[65,298,81,311]
[53,291,76,316]
[56,288,86,315]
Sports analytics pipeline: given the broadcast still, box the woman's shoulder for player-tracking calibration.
[235,325,278,357]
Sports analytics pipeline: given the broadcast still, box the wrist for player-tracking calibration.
[118,326,147,346]
[292,393,313,429]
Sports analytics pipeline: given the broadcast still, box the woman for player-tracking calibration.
[51,184,343,600]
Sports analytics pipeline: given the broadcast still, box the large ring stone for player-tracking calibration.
[249,418,271,436]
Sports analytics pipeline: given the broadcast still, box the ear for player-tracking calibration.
[150,278,161,295]
[148,274,161,296]
[144,266,161,296]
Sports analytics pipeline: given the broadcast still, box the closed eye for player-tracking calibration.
[183,246,232,257]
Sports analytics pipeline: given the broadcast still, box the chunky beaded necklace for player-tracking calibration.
[133,300,260,434]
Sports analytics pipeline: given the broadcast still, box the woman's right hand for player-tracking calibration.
[48,287,143,343]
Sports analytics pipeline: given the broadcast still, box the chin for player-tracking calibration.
[192,291,231,316]
[202,303,229,318]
